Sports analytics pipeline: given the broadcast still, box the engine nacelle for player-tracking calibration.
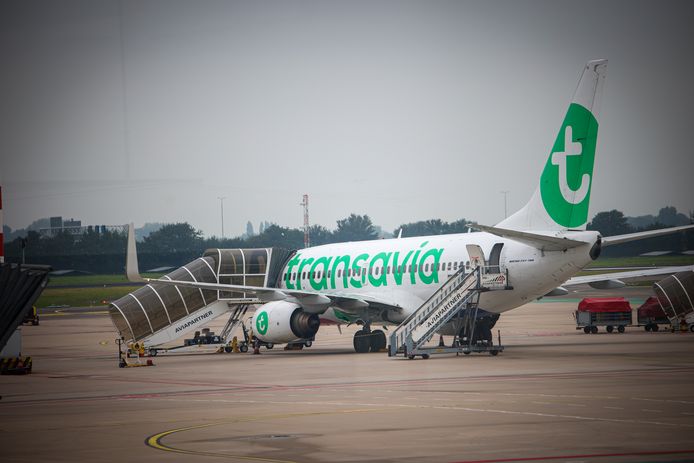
[252,301,320,344]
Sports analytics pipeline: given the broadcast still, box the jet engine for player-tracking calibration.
[251,301,320,344]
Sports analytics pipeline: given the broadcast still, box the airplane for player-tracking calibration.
[113,59,694,354]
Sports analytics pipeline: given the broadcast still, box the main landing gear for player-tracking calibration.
[353,324,387,353]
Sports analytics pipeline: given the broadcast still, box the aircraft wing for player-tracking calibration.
[148,278,402,313]
[563,265,694,287]
[602,224,694,246]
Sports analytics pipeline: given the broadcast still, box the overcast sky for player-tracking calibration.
[1,0,693,237]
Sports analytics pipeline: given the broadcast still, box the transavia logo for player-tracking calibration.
[256,311,268,335]
[540,103,598,228]
[283,241,444,291]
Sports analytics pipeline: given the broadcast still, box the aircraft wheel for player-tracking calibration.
[617,325,625,333]
[266,343,274,350]
[370,330,387,352]
[606,325,614,333]
[422,354,430,359]
[644,325,651,332]
[304,340,312,348]
[590,326,598,334]
[407,355,415,360]
[689,325,694,333]
[583,326,590,334]
[490,349,499,356]
[353,330,371,353]
[653,324,660,332]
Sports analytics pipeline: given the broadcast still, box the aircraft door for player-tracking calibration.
[465,244,486,271]
[488,243,504,273]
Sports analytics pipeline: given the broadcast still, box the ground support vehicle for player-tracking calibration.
[22,306,39,326]
[575,298,632,334]
[636,297,671,332]
[653,271,694,332]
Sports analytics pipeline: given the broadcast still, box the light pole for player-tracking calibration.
[501,191,509,219]
[217,197,226,238]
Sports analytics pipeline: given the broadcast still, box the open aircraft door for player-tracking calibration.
[466,244,486,270]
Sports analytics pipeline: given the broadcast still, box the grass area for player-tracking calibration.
[48,273,164,287]
[40,273,164,308]
[37,286,141,308]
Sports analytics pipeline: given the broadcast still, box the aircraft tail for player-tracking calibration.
[126,223,144,282]
[496,59,607,232]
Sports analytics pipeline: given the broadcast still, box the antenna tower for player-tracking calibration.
[300,194,310,248]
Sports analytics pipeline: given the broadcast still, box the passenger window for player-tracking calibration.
[448,262,452,271]
[327,270,331,278]
[338,269,342,278]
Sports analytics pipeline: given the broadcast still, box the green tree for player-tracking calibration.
[587,210,633,236]
[395,218,473,237]
[333,214,378,243]
[244,225,304,249]
[141,223,204,254]
[308,224,333,246]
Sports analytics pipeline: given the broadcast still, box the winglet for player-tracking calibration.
[126,223,144,282]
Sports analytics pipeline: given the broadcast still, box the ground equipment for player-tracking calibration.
[575,297,631,334]
[636,296,670,332]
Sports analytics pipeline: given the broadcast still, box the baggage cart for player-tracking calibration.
[576,298,632,334]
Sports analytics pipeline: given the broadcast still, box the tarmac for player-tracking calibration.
[2,285,694,463]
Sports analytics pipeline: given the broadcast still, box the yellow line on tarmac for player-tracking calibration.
[145,408,384,462]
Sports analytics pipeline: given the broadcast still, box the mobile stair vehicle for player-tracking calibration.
[653,271,694,332]
[388,255,511,360]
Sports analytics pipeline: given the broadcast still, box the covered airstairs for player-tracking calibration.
[109,248,292,349]
[388,264,511,359]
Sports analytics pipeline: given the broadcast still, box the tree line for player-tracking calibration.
[4,208,692,273]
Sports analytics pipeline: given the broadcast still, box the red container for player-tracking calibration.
[578,297,631,313]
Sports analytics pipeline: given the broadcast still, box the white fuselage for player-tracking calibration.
[277,231,599,324]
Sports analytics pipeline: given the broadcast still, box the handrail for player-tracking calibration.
[389,267,483,356]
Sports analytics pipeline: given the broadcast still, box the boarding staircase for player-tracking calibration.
[388,265,511,359]
[653,271,694,330]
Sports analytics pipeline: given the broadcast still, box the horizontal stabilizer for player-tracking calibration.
[472,224,589,251]
[603,224,694,246]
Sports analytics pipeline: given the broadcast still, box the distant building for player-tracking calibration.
[39,216,123,239]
